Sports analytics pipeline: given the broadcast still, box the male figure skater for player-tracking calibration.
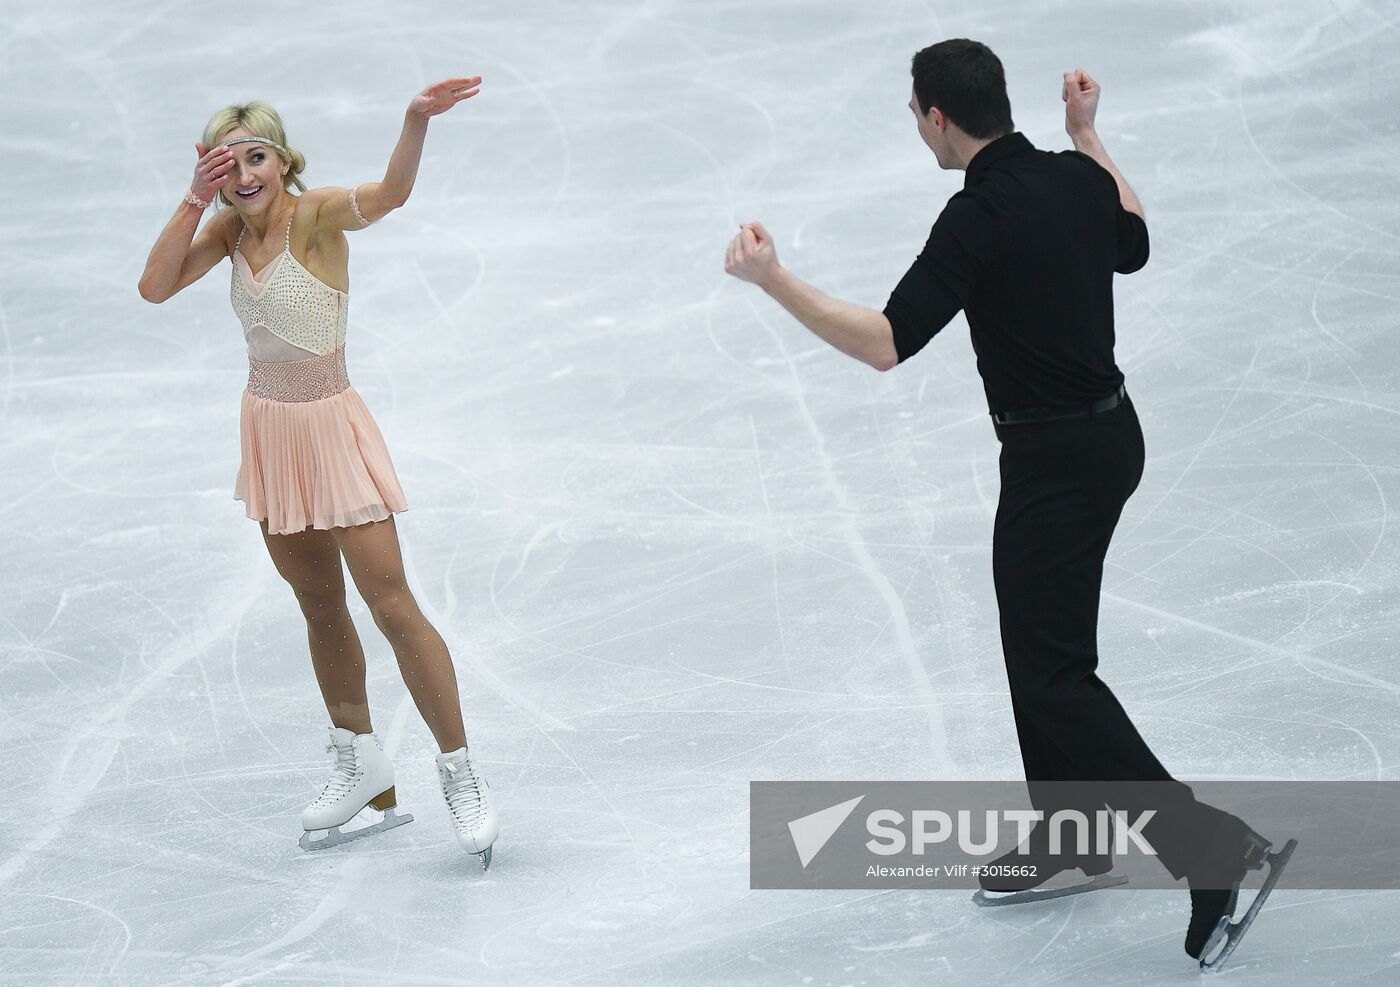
[723,39,1294,970]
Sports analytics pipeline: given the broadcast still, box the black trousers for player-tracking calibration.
[992,397,1224,879]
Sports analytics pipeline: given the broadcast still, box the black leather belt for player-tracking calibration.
[991,385,1128,426]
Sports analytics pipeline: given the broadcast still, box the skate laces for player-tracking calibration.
[441,757,485,826]
[314,741,359,806]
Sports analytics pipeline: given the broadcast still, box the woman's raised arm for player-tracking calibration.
[313,77,481,233]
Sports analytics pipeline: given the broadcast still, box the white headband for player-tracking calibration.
[220,135,289,157]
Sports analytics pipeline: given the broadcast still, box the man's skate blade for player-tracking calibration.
[1199,839,1298,973]
[479,846,492,871]
[299,807,414,852]
[972,873,1127,907]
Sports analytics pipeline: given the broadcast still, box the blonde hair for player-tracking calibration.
[201,101,308,209]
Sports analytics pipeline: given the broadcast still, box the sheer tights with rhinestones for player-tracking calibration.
[261,516,468,752]
[261,522,373,735]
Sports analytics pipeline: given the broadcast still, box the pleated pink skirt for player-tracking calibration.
[233,347,408,536]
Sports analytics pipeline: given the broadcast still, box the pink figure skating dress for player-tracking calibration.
[230,214,407,535]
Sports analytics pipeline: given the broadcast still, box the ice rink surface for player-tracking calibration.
[3,0,1399,983]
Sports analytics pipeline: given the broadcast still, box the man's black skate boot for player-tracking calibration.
[1184,814,1267,957]
[1184,812,1298,972]
[972,818,1122,905]
[979,823,1111,893]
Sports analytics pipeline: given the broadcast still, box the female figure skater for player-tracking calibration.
[138,79,498,868]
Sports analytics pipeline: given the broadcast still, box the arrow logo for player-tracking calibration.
[788,795,865,868]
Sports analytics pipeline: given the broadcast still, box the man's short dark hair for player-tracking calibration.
[911,39,1014,139]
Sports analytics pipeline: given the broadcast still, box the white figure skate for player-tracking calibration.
[300,727,413,851]
[436,745,499,870]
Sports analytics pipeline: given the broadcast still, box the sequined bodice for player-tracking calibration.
[230,216,348,360]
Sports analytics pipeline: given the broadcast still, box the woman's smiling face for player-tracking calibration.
[219,128,287,213]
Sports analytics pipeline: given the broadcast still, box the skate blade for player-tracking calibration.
[1199,838,1298,973]
[480,846,492,871]
[972,873,1127,907]
[300,806,414,852]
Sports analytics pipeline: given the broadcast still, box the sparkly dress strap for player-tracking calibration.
[234,223,246,254]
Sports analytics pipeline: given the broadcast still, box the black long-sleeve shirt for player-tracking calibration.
[883,132,1148,414]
